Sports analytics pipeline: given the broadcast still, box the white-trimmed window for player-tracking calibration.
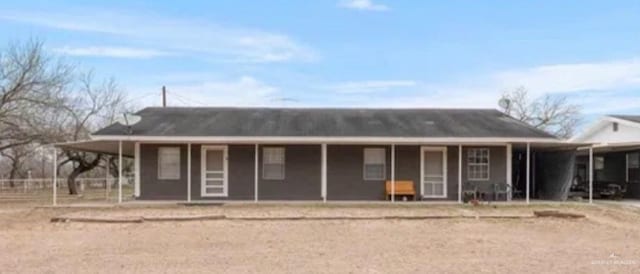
[629,153,640,169]
[158,147,181,180]
[364,148,386,181]
[263,147,285,180]
[468,148,490,181]
[595,156,605,170]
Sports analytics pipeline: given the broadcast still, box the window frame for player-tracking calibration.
[467,148,490,181]
[594,156,605,170]
[363,147,386,181]
[157,146,181,180]
[262,147,286,180]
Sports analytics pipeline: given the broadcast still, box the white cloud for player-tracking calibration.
[491,59,640,98]
[330,80,416,93]
[338,0,389,11]
[327,58,640,114]
[135,76,279,107]
[53,46,172,59]
[0,10,317,63]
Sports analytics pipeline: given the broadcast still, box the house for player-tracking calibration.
[571,115,640,199]
[57,107,571,202]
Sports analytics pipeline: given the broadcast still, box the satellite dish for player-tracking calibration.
[498,98,511,110]
[115,113,141,127]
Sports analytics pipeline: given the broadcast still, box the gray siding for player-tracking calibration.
[461,146,507,194]
[257,145,322,200]
[139,144,188,200]
[139,143,507,201]
[326,145,392,200]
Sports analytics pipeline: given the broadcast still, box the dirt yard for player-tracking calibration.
[1,202,640,273]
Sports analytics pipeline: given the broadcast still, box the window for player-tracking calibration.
[364,148,386,180]
[158,147,180,180]
[613,122,619,132]
[595,156,605,170]
[263,147,285,180]
[629,153,640,169]
[468,148,490,181]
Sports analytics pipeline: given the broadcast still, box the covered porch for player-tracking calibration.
[55,137,573,204]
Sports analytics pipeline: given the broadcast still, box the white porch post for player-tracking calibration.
[506,143,512,201]
[526,142,530,204]
[589,146,594,204]
[321,143,327,203]
[118,140,123,204]
[52,147,57,206]
[187,143,191,202]
[134,142,140,198]
[458,145,462,203]
[105,156,110,200]
[391,144,395,203]
[254,144,259,202]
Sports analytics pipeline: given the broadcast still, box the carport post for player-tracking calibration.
[105,156,110,200]
[526,142,530,204]
[254,144,259,202]
[506,143,512,201]
[391,144,395,203]
[589,146,593,204]
[52,147,57,206]
[458,145,462,203]
[118,140,123,204]
[321,143,327,203]
[187,143,191,202]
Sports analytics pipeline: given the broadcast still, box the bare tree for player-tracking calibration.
[56,72,128,194]
[499,86,581,139]
[0,39,72,153]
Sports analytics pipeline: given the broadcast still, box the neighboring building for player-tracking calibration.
[571,115,640,199]
[58,107,569,202]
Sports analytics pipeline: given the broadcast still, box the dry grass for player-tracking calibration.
[1,202,640,273]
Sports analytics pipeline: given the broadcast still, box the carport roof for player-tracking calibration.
[610,115,640,124]
[55,140,135,157]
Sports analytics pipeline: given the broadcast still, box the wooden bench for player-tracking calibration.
[385,180,416,201]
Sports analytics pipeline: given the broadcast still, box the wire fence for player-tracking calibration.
[0,177,135,204]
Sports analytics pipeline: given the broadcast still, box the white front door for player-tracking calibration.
[421,147,447,198]
[201,146,228,197]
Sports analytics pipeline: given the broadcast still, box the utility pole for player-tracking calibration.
[162,86,167,107]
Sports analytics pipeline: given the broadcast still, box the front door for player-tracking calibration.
[201,146,228,197]
[421,147,447,198]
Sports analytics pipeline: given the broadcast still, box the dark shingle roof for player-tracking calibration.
[610,115,640,124]
[93,107,557,139]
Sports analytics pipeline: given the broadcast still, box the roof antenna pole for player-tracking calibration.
[162,86,167,107]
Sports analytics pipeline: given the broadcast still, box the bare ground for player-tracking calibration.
[1,202,640,273]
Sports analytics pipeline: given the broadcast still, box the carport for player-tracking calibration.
[53,140,137,205]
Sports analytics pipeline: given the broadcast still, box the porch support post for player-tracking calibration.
[391,144,395,203]
[52,147,57,206]
[525,142,530,204]
[134,142,140,198]
[321,143,327,203]
[506,143,512,201]
[589,146,594,204]
[118,140,123,204]
[187,143,191,202]
[458,145,462,203]
[254,144,259,202]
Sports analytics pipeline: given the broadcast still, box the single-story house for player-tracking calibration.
[571,115,640,199]
[57,107,575,202]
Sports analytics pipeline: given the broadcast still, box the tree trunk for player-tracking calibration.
[66,154,102,195]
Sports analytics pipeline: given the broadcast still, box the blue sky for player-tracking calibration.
[0,0,639,123]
